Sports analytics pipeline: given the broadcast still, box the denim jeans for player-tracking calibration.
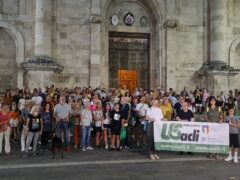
[81,126,91,148]
[25,131,40,153]
[56,121,69,148]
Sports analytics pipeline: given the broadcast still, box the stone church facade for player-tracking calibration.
[0,0,240,95]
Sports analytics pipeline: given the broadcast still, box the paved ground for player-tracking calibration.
[0,156,240,180]
[0,142,240,180]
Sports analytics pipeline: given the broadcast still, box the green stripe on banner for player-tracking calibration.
[155,142,229,154]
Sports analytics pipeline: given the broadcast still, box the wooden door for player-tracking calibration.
[109,32,149,90]
[118,70,137,93]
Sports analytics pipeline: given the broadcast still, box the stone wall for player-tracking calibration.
[0,0,240,94]
[165,0,206,92]
[53,0,91,88]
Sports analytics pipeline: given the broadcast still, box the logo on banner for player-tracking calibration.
[202,125,209,134]
[161,123,200,142]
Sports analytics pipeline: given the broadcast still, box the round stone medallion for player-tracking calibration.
[124,12,134,26]
[111,15,119,26]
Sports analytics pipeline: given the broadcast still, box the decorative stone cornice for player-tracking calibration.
[201,61,240,76]
[21,55,64,73]
[90,15,101,23]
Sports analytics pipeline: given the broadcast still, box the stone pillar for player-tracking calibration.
[35,0,51,56]
[89,0,101,88]
[206,0,229,95]
[210,0,226,63]
[17,69,24,89]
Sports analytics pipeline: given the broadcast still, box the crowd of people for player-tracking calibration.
[0,84,239,162]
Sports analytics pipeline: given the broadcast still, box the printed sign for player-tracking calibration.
[154,121,229,154]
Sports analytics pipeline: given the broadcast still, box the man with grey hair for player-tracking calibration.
[54,95,71,152]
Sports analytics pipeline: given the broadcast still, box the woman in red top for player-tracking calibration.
[0,103,11,155]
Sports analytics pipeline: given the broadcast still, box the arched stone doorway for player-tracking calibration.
[0,27,17,91]
[0,21,24,91]
[101,0,164,90]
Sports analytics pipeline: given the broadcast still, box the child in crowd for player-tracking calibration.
[9,102,19,143]
[225,107,240,163]
[110,103,121,151]
[103,103,111,150]
[93,102,104,148]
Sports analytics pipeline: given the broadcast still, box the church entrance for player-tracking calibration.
[109,32,149,90]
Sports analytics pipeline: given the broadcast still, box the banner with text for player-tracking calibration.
[154,121,229,154]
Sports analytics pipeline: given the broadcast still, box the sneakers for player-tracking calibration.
[86,146,94,150]
[225,156,238,163]
[137,142,141,148]
[73,145,78,149]
[225,156,233,162]
[124,146,130,149]
[105,144,109,150]
[233,156,238,163]
[149,154,156,160]
[153,154,160,160]
[81,147,86,152]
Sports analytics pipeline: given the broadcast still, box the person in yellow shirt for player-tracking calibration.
[160,97,173,121]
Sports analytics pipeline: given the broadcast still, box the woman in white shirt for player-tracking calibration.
[146,99,164,160]
[81,102,93,151]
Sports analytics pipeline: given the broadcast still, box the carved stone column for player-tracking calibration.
[203,0,240,95]
[22,1,64,89]
[89,0,101,88]
[35,0,52,56]
[210,0,227,63]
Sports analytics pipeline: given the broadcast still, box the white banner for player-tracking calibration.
[154,121,229,154]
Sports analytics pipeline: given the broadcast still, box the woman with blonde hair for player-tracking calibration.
[81,102,93,151]
[24,105,43,156]
[146,99,164,160]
